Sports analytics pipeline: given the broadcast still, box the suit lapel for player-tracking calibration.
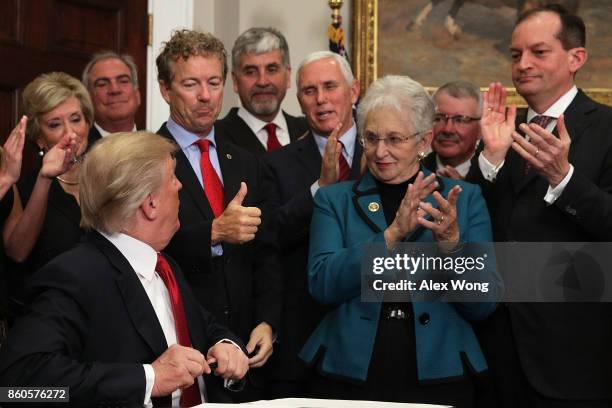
[352,172,388,233]
[295,132,323,181]
[215,136,243,206]
[350,139,363,180]
[223,108,266,155]
[91,232,168,356]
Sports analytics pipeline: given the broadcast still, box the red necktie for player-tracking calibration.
[523,115,554,176]
[264,123,282,152]
[155,254,202,407]
[195,139,225,217]
[338,142,350,181]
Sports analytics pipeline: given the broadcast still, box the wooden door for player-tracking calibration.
[0,0,148,147]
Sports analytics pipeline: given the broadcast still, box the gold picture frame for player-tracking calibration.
[351,0,612,107]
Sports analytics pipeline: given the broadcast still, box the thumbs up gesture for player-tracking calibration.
[211,182,262,244]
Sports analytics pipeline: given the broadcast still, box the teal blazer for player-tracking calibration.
[299,168,501,382]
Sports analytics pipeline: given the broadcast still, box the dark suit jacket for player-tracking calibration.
[466,90,612,401]
[87,126,102,148]
[421,152,437,174]
[158,123,282,345]
[0,232,240,407]
[216,108,308,156]
[261,131,362,382]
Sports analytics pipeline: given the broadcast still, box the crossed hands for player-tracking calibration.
[384,172,462,249]
[481,82,572,186]
[211,182,261,245]
[151,342,249,397]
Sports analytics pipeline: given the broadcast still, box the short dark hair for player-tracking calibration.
[516,3,585,49]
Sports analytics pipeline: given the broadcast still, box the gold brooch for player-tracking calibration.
[368,202,380,212]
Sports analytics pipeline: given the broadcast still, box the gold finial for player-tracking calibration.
[329,0,343,24]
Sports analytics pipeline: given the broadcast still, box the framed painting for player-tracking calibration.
[352,0,612,106]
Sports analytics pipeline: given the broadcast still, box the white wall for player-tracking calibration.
[147,0,351,131]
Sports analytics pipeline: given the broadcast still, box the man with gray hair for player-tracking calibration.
[0,132,249,407]
[261,50,362,397]
[422,80,482,179]
[216,27,308,155]
[82,50,141,145]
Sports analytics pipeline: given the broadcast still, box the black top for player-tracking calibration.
[17,171,83,273]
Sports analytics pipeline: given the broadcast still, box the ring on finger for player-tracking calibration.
[436,215,445,225]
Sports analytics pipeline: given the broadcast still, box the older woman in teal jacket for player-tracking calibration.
[299,75,501,407]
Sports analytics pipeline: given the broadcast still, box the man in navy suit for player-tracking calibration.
[261,50,362,398]
[0,131,249,407]
[466,4,612,407]
[216,27,308,155]
[155,29,282,400]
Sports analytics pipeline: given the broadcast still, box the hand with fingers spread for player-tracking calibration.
[0,116,27,189]
[246,322,274,368]
[319,122,343,187]
[480,82,517,166]
[418,185,462,251]
[211,182,262,245]
[206,341,249,380]
[384,172,439,246]
[436,165,463,180]
[39,132,79,179]
[511,114,572,187]
[151,344,207,397]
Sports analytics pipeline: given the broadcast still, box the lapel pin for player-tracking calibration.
[226,153,232,160]
[368,202,380,212]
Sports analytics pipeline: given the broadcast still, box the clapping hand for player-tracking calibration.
[384,172,438,246]
[1,116,27,185]
[480,82,517,166]
[512,114,572,187]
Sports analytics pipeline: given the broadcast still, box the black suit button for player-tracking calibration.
[225,257,231,265]
[223,307,230,315]
[419,313,430,325]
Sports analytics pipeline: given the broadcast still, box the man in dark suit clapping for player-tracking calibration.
[466,4,612,407]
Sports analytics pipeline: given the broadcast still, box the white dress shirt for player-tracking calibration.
[478,86,577,204]
[237,107,291,148]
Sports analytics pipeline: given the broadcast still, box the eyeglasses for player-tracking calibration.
[360,131,421,149]
[433,113,481,126]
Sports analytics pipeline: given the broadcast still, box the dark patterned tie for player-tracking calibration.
[264,123,282,152]
[523,115,555,176]
[155,254,202,407]
[338,142,351,181]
